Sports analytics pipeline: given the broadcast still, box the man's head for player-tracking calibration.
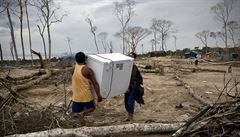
[75,52,86,63]
[128,52,137,59]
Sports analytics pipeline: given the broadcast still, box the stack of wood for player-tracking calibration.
[173,99,240,137]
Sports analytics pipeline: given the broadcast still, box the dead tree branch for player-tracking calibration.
[31,49,44,68]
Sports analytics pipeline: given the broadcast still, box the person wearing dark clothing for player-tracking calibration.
[125,52,143,121]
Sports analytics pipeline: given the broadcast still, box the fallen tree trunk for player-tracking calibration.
[139,64,226,74]
[202,60,240,66]
[8,122,185,137]
[192,67,226,73]
[0,68,73,111]
[0,69,52,109]
[174,66,226,73]
[174,75,211,105]
[11,69,51,92]
[5,71,44,81]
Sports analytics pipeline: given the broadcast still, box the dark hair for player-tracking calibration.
[75,52,86,63]
[129,52,137,59]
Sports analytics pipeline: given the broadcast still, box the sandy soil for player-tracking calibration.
[0,57,239,136]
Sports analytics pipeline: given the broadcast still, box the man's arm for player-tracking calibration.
[82,66,102,102]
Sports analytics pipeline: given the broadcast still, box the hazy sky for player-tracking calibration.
[0,0,240,59]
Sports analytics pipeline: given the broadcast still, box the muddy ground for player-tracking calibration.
[0,56,239,137]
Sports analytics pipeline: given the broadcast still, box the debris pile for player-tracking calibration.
[173,99,240,137]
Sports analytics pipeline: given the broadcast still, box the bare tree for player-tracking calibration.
[0,0,8,13]
[141,44,144,54]
[151,18,175,51]
[163,34,170,51]
[25,0,33,64]
[37,22,47,59]
[65,37,73,56]
[98,32,108,53]
[227,21,239,47]
[7,5,19,61]
[33,0,66,60]
[14,0,26,60]
[0,43,3,61]
[10,42,15,60]
[0,1,6,61]
[1,0,19,61]
[195,30,210,55]
[113,0,135,54]
[210,0,235,49]
[115,26,151,53]
[150,39,155,52]
[210,32,219,47]
[216,31,226,44]
[173,35,177,51]
[150,19,158,51]
[85,17,99,54]
[109,41,113,53]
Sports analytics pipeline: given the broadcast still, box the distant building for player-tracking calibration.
[207,47,239,61]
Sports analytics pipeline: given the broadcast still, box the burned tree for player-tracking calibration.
[113,0,135,54]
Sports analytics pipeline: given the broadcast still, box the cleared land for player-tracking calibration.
[0,56,239,136]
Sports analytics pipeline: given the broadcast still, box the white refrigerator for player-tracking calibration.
[86,53,133,98]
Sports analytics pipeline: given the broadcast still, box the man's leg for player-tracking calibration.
[126,87,138,121]
[124,92,130,113]
[71,101,86,126]
[82,101,96,125]
[83,106,95,116]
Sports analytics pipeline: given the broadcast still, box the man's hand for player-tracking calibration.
[98,96,103,102]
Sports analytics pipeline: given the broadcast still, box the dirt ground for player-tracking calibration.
[0,56,239,137]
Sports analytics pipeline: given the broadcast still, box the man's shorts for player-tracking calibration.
[72,100,95,113]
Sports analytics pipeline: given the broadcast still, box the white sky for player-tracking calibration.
[0,0,240,59]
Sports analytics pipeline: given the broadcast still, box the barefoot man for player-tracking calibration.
[71,52,103,125]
